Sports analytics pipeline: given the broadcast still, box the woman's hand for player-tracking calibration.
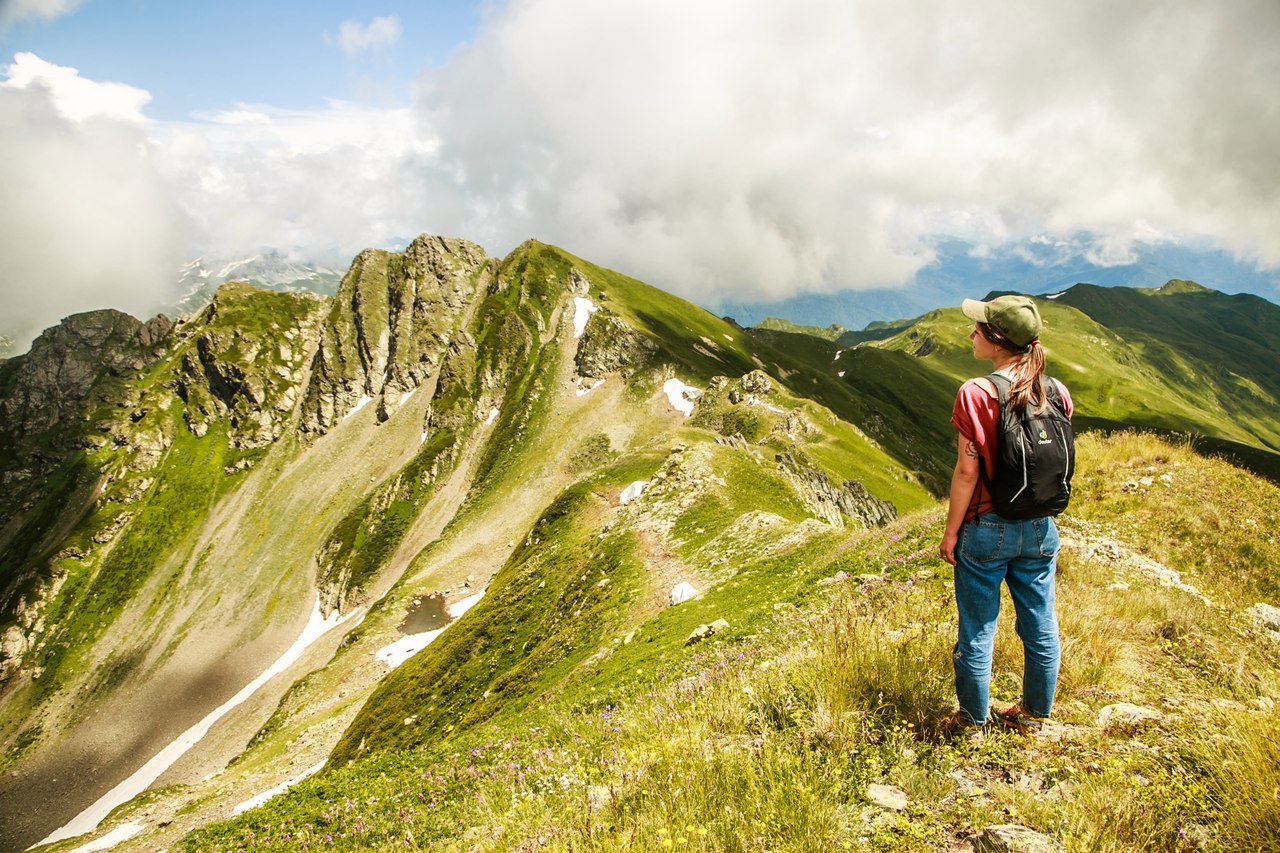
[939,530,959,565]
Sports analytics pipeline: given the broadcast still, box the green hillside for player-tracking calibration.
[6,250,1280,852]
[176,432,1280,852]
[763,283,1280,482]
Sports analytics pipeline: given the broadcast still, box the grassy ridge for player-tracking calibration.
[330,474,646,764]
[179,432,1280,851]
[837,298,1280,479]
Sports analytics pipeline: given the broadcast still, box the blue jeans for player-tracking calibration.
[953,513,1061,726]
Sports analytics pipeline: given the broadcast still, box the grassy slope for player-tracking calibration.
[1,288,316,704]
[328,242,933,764]
[1052,283,1280,452]
[830,298,1280,482]
[177,432,1280,852]
[568,250,955,493]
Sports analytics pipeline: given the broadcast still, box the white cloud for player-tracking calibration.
[192,105,272,126]
[1,52,150,122]
[0,56,185,349]
[8,1,1280,348]
[153,101,440,259]
[0,0,83,32]
[328,16,403,57]
[405,0,1280,301]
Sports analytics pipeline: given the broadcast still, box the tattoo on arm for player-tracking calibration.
[964,440,979,460]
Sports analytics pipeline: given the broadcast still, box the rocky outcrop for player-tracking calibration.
[0,309,174,445]
[175,284,324,448]
[775,452,897,528]
[301,236,492,434]
[575,311,658,379]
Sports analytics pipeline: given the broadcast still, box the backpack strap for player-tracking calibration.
[990,373,1066,416]
[986,372,1012,410]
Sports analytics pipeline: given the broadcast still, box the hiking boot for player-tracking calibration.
[942,710,985,743]
[995,702,1046,735]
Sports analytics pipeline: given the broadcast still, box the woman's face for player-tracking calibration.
[969,324,997,360]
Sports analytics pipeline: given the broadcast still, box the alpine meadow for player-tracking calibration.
[2,236,1280,853]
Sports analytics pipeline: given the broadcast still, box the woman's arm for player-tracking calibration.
[939,432,981,565]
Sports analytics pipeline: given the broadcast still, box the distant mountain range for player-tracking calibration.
[172,250,347,315]
[714,238,1280,330]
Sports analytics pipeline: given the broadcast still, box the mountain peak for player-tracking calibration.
[1154,278,1212,295]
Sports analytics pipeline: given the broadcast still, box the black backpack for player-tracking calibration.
[985,373,1074,519]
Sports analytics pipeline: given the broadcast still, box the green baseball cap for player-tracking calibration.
[961,294,1042,348]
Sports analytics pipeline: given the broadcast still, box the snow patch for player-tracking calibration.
[745,394,785,414]
[233,760,326,816]
[67,823,145,853]
[669,582,698,605]
[343,395,373,421]
[375,628,445,668]
[375,590,486,669]
[838,371,845,378]
[401,388,416,404]
[485,407,500,426]
[1046,291,1066,299]
[833,350,843,361]
[449,589,486,619]
[619,481,647,505]
[573,297,599,338]
[216,256,257,278]
[40,602,362,847]
[662,378,702,416]
[576,378,606,397]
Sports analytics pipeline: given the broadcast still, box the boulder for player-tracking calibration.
[1248,602,1280,633]
[1098,703,1163,729]
[865,783,907,811]
[684,619,729,646]
[619,481,647,505]
[973,825,1066,853]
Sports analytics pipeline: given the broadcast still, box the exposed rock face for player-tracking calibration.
[775,452,897,528]
[301,235,492,434]
[176,285,325,447]
[575,311,658,379]
[0,309,174,444]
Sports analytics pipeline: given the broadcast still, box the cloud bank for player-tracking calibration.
[0,53,185,348]
[414,0,1280,301]
[3,0,1279,347]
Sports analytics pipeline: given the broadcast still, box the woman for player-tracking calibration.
[937,294,1073,738]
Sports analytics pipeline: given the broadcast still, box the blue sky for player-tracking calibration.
[0,0,480,118]
[2,0,1278,347]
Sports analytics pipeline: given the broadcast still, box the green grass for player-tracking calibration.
[26,421,234,696]
[317,430,457,602]
[330,475,647,764]
[177,433,1280,851]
